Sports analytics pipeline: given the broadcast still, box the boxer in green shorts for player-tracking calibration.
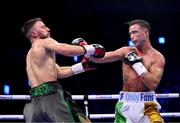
[21,17,105,122]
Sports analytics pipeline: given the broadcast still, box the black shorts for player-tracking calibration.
[23,81,89,122]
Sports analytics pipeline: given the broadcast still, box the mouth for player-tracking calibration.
[132,40,137,44]
[132,40,138,47]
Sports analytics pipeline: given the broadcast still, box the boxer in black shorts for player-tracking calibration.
[21,17,105,122]
[24,81,88,122]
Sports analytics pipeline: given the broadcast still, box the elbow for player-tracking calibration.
[142,74,161,91]
[142,78,159,90]
[147,82,159,91]
[148,84,158,91]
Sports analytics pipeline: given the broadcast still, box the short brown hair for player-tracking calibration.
[127,19,150,33]
[21,17,42,38]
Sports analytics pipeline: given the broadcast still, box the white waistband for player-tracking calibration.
[119,91,157,103]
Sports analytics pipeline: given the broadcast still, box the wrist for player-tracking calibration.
[83,45,95,56]
[71,63,85,75]
[140,71,148,78]
[132,62,147,77]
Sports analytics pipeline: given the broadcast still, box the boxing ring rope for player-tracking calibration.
[0,93,179,120]
[89,113,180,119]
[0,93,179,100]
[1,112,180,120]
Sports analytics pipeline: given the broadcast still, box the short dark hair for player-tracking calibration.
[127,19,150,33]
[21,17,42,38]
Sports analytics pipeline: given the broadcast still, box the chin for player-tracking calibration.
[134,44,138,47]
[47,34,51,38]
[134,44,140,48]
[45,35,50,38]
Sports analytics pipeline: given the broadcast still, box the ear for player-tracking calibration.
[31,31,37,37]
[144,28,149,36]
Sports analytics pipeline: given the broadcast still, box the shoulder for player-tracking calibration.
[109,46,135,58]
[152,48,166,65]
[116,46,136,54]
[31,40,47,54]
[35,38,59,48]
[41,38,57,44]
[153,48,165,59]
[115,46,133,51]
[26,49,31,59]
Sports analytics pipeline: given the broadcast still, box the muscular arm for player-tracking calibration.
[141,55,165,90]
[90,46,131,63]
[43,38,85,56]
[56,64,74,79]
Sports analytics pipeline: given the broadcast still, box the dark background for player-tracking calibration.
[0,0,180,122]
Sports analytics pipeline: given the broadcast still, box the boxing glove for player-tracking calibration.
[72,38,105,58]
[72,38,88,46]
[72,38,92,58]
[90,44,105,58]
[71,56,97,75]
[124,50,147,77]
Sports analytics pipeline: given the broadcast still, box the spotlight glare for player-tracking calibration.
[73,56,78,62]
[128,40,134,47]
[4,84,10,95]
[158,37,165,44]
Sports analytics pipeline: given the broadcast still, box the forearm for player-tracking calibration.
[90,51,124,63]
[132,63,159,90]
[57,66,74,79]
[59,43,85,56]
[141,72,160,90]
[56,62,88,78]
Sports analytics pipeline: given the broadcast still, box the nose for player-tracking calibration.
[46,27,50,32]
[130,34,134,41]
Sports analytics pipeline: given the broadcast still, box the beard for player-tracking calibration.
[40,33,50,39]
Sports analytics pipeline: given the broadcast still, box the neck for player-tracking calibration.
[30,38,39,44]
[136,39,152,54]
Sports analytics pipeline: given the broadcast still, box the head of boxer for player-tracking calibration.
[22,17,50,41]
[128,19,150,49]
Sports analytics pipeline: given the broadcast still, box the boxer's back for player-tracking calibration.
[26,40,57,87]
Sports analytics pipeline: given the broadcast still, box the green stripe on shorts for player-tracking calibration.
[114,101,126,123]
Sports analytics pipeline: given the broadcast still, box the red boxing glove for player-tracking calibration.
[71,56,97,75]
[72,38,105,58]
